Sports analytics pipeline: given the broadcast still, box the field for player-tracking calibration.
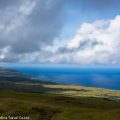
[43,84,120,99]
[0,91,120,120]
[0,68,120,120]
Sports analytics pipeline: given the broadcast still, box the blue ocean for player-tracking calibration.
[2,64,120,90]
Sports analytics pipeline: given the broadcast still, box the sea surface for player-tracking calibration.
[1,64,120,90]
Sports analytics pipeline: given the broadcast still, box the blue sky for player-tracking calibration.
[63,0,120,36]
[0,0,120,65]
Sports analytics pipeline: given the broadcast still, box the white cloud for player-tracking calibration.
[0,0,36,62]
[11,15,120,64]
[0,0,66,63]
[0,47,11,59]
[0,1,120,64]
[43,15,120,64]
[3,0,36,34]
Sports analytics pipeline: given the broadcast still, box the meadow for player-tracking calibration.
[0,91,120,120]
[0,68,120,120]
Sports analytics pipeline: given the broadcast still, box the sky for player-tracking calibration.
[0,0,120,65]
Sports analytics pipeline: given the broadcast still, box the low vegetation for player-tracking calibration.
[0,68,120,120]
[0,91,120,120]
[43,84,120,100]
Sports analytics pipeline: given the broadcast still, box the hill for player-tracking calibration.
[0,68,120,120]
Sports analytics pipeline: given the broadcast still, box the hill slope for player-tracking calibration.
[0,68,120,120]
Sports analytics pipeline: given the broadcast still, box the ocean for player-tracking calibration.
[1,64,120,90]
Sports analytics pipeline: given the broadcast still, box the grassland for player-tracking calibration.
[0,91,120,120]
[1,80,120,120]
[0,68,120,120]
[43,84,120,100]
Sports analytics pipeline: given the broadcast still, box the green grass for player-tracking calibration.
[0,91,120,120]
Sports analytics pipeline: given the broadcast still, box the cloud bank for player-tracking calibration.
[0,0,65,63]
[45,16,120,64]
[0,0,120,64]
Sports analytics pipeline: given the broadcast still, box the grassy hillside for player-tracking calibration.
[0,91,120,120]
[0,68,120,120]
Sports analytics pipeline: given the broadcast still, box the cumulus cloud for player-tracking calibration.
[45,15,120,64]
[0,0,120,64]
[0,0,65,62]
[0,0,36,34]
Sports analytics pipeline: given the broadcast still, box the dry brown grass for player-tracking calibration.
[43,84,120,99]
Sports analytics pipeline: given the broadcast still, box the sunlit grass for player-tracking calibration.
[43,84,120,99]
